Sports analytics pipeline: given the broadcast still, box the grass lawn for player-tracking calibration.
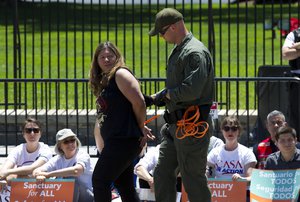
[0,2,297,109]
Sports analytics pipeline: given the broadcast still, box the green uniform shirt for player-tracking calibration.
[166,32,215,113]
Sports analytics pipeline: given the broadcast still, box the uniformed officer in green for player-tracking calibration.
[148,8,214,202]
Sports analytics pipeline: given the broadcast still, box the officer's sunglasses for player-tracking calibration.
[159,25,171,35]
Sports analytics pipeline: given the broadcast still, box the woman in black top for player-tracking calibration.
[89,41,154,202]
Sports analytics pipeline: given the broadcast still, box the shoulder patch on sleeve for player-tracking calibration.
[189,53,201,70]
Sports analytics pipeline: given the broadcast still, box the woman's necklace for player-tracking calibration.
[101,72,108,77]
[100,72,109,86]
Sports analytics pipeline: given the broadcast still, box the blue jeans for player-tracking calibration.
[72,178,94,202]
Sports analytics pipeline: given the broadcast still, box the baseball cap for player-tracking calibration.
[149,8,183,36]
[54,128,78,154]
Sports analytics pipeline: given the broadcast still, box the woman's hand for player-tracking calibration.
[36,175,47,183]
[0,170,8,180]
[232,173,244,181]
[147,176,155,192]
[33,169,49,179]
[140,125,155,148]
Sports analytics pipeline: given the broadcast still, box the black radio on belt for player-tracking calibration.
[163,109,185,124]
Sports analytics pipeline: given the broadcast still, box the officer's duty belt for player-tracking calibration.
[163,104,211,124]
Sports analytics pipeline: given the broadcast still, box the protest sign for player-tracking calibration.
[210,102,218,120]
[181,179,247,202]
[9,178,74,202]
[250,168,300,202]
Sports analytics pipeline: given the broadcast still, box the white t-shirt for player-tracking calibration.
[7,142,53,167]
[41,149,93,191]
[282,31,295,48]
[282,31,300,74]
[134,145,160,175]
[207,144,257,179]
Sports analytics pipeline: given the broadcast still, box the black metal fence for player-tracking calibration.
[1,1,300,79]
[1,1,299,108]
[0,77,166,156]
[1,0,300,155]
[0,77,298,157]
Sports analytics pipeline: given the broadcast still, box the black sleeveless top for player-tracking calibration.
[96,67,143,141]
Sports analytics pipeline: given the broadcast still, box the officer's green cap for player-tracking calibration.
[149,8,183,36]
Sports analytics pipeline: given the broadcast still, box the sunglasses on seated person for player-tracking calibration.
[62,138,76,144]
[223,126,238,132]
[25,128,40,133]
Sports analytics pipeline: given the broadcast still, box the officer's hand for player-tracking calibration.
[143,94,154,107]
[152,89,168,106]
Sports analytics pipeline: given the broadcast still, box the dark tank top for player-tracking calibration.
[96,67,143,141]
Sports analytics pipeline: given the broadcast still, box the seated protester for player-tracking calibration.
[134,143,181,202]
[33,129,94,202]
[252,110,300,169]
[134,127,224,192]
[134,144,160,192]
[207,116,257,182]
[265,126,300,170]
[0,117,52,184]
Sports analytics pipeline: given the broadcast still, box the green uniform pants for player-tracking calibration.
[154,122,211,202]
